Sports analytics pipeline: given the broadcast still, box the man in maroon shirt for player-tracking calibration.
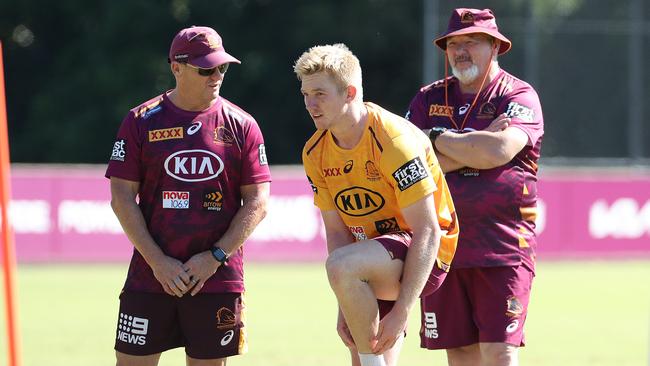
[106,26,271,366]
[406,8,543,366]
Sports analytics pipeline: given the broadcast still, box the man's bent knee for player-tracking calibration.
[325,249,356,289]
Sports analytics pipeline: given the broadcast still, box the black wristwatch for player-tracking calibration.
[210,247,229,264]
[428,126,448,143]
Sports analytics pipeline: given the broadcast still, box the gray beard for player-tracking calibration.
[451,64,480,85]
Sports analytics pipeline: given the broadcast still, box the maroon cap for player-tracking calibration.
[434,8,511,55]
[169,26,240,68]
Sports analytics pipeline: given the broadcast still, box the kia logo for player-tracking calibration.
[164,149,224,182]
[334,187,385,216]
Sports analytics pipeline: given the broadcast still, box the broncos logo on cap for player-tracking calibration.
[205,34,221,50]
[461,11,474,23]
[189,32,222,50]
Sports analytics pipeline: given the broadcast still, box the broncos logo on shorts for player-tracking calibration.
[216,307,236,329]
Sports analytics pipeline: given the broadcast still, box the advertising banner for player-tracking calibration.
[7,165,650,262]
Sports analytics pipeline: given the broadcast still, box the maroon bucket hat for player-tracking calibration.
[434,8,512,55]
[169,26,240,68]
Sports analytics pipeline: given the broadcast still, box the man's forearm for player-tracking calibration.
[111,198,166,266]
[213,195,268,255]
[435,131,510,169]
[436,152,465,173]
[394,228,440,312]
[423,127,464,172]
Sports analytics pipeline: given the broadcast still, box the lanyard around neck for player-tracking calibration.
[443,54,493,131]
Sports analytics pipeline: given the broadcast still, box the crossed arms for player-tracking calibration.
[425,114,529,173]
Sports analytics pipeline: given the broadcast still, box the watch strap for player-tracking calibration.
[428,126,448,143]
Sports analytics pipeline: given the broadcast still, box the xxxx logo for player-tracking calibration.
[149,127,184,142]
[323,168,342,177]
[428,104,454,117]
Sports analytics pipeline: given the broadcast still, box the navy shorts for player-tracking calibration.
[374,232,448,317]
[114,291,246,359]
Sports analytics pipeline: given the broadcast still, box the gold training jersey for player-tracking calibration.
[302,102,458,270]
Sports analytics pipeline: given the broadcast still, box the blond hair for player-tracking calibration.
[293,43,363,100]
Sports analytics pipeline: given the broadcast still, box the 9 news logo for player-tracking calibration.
[117,313,148,346]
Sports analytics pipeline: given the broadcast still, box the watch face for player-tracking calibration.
[211,247,227,262]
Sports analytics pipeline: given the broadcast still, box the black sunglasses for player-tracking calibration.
[185,63,229,76]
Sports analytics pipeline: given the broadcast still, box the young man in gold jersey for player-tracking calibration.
[294,43,459,366]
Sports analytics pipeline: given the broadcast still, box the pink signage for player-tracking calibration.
[536,171,650,258]
[4,165,650,263]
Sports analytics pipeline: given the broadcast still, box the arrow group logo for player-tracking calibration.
[203,190,224,211]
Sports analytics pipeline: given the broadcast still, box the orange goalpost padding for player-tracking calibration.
[0,40,22,366]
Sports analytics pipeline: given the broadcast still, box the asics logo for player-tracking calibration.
[187,121,203,135]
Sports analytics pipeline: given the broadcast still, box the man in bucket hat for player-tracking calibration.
[106,26,271,365]
[405,8,544,365]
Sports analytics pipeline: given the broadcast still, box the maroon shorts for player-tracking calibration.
[374,232,448,318]
[114,291,246,359]
[419,265,534,349]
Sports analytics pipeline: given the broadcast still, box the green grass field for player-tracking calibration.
[1,260,649,365]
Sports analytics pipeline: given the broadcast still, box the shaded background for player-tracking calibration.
[1,0,649,165]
